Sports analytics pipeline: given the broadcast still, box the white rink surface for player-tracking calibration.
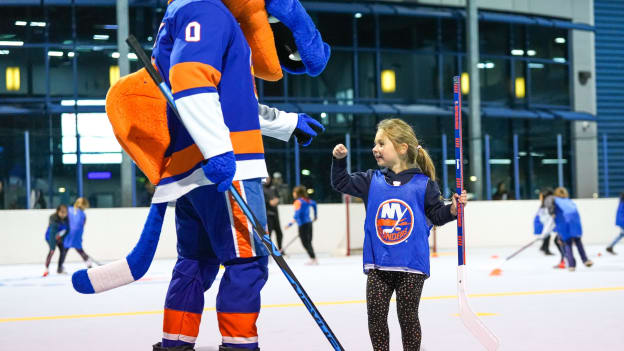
[1,245,624,350]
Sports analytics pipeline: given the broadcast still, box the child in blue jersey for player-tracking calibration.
[43,204,68,277]
[58,197,94,273]
[285,185,318,264]
[331,118,466,351]
[552,187,593,271]
[606,192,624,254]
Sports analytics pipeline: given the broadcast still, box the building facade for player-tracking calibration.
[0,0,603,208]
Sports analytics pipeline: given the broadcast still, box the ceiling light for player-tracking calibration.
[30,21,46,27]
[48,51,63,57]
[554,37,566,44]
[527,50,536,56]
[93,34,110,40]
[14,21,27,26]
[511,49,524,56]
[0,41,24,46]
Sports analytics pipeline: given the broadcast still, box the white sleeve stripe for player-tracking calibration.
[258,104,298,142]
[175,92,233,159]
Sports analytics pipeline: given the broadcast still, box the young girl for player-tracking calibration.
[536,188,566,268]
[43,204,69,277]
[285,185,318,264]
[552,187,593,271]
[58,197,94,272]
[606,192,624,254]
[331,118,466,351]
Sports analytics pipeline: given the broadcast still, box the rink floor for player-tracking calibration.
[1,245,623,350]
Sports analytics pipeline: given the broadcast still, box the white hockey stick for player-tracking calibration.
[454,76,500,350]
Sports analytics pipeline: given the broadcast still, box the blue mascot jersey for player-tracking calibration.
[554,197,583,241]
[152,0,267,202]
[363,170,431,276]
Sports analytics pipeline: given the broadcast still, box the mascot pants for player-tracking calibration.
[162,179,269,350]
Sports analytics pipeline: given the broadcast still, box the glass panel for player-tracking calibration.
[77,48,118,97]
[47,7,73,44]
[442,55,458,101]
[528,26,568,60]
[313,13,353,47]
[263,79,284,98]
[1,6,46,43]
[288,50,353,100]
[356,15,375,48]
[529,63,569,106]
[130,7,161,46]
[480,22,509,56]
[479,58,510,104]
[483,119,513,199]
[358,52,376,99]
[380,16,436,51]
[380,52,437,102]
[440,19,458,52]
[76,6,117,45]
[1,48,45,97]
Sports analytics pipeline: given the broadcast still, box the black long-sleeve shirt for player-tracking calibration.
[331,157,456,226]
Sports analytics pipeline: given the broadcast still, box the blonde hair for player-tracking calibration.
[377,118,436,180]
[554,187,569,198]
[74,197,90,210]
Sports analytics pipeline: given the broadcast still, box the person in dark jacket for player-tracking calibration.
[263,176,285,253]
[43,204,68,277]
[331,118,466,351]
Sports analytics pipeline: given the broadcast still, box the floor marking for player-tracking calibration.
[452,313,498,317]
[2,286,622,323]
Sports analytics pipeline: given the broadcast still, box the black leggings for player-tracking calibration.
[366,269,426,351]
[267,214,283,250]
[45,241,65,271]
[298,222,315,259]
[58,247,90,272]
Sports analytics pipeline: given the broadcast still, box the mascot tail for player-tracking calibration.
[72,202,167,294]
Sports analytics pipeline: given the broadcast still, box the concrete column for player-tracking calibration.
[466,0,483,199]
[117,0,134,207]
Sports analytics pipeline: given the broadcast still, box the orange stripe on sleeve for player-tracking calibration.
[163,308,202,337]
[170,62,222,94]
[230,130,264,154]
[228,181,254,258]
[217,312,259,338]
[293,199,301,210]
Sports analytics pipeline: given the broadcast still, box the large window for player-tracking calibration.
[0,2,582,207]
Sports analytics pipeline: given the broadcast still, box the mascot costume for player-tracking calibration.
[71,0,330,350]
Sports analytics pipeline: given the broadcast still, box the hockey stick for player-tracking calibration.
[126,35,344,351]
[454,76,500,350]
[489,237,541,276]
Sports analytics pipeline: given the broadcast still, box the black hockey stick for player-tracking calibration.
[126,35,344,351]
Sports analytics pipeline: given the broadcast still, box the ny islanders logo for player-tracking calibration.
[375,199,414,245]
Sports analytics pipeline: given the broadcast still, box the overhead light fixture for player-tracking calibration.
[111,52,120,59]
[93,34,110,40]
[527,50,536,56]
[0,50,9,55]
[30,21,46,27]
[553,57,566,63]
[147,36,153,42]
[0,41,24,46]
[554,37,566,44]
[110,65,120,86]
[515,77,526,99]
[485,62,495,69]
[14,21,27,26]
[111,52,138,60]
[381,69,396,93]
[6,67,20,91]
[68,52,75,58]
[48,51,63,57]
[58,187,66,193]
[320,112,327,118]
[477,63,485,69]
[489,159,512,165]
[528,63,544,69]
[307,188,315,194]
[461,72,469,95]
[354,12,362,19]
[61,99,106,106]
[511,49,524,56]
[470,176,478,182]
[301,169,311,176]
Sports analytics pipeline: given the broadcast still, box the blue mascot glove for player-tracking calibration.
[293,114,325,147]
[202,151,236,192]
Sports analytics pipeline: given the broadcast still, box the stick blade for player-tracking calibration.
[458,266,500,350]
